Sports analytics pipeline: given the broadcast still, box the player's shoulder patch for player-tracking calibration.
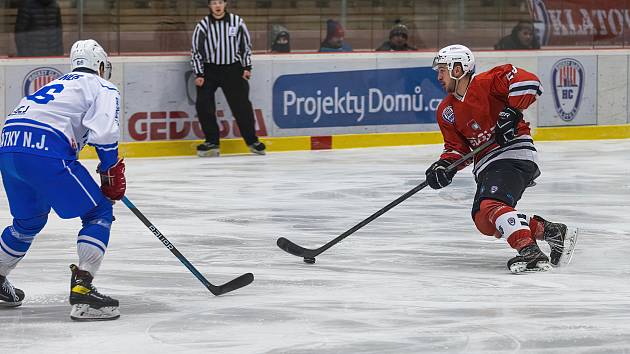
[441,105,455,124]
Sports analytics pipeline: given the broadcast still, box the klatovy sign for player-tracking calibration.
[272,67,444,128]
[528,0,630,45]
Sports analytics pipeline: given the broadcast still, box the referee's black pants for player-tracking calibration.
[195,63,259,146]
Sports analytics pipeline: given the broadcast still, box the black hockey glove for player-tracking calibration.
[495,106,523,147]
[425,159,457,189]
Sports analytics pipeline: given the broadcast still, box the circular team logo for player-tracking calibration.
[551,58,585,122]
[442,105,455,124]
[22,67,63,97]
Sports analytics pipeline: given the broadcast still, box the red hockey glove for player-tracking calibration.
[98,158,126,201]
[495,106,523,147]
[425,159,457,189]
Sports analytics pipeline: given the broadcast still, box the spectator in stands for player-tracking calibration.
[15,0,63,57]
[319,19,352,52]
[494,20,540,50]
[134,0,150,8]
[270,24,290,53]
[376,22,417,51]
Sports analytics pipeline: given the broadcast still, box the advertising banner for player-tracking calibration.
[272,67,443,129]
[537,56,597,126]
[123,61,270,142]
[4,64,68,116]
[1,51,623,139]
[529,0,630,46]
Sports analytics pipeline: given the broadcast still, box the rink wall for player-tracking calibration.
[1,50,630,158]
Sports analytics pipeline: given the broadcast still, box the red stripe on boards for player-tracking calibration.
[311,136,332,150]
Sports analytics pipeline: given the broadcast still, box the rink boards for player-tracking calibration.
[1,50,630,157]
[88,124,630,158]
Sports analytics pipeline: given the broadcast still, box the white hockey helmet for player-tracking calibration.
[70,39,112,80]
[432,44,475,78]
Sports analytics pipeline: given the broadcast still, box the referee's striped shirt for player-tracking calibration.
[191,12,252,76]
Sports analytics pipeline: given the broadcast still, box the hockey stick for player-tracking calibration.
[277,139,495,263]
[121,196,254,296]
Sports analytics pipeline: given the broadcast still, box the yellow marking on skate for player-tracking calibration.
[71,285,91,295]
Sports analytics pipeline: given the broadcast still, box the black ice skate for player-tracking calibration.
[248,141,266,155]
[533,215,579,266]
[507,243,552,274]
[197,142,220,157]
[0,275,24,307]
[69,264,120,321]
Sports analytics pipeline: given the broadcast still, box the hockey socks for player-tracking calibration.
[76,200,113,275]
[496,211,551,273]
[474,200,551,273]
[0,216,46,276]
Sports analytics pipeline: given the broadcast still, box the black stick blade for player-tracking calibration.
[208,273,254,296]
[277,237,317,258]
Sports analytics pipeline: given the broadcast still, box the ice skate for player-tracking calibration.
[197,142,220,157]
[533,215,579,266]
[0,275,24,307]
[69,264,120,321]
[507,243,552,274]
[248,141,266,155]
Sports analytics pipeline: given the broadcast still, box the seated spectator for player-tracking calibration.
[14,0,63,57]
[270,24,291,53]
[319,19,352,52]
[494,20,540,50]
[376,22,417,51]
[134,0,150,8]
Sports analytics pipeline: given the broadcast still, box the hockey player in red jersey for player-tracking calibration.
[427,44,576,273]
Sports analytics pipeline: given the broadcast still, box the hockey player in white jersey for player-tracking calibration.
[0,39,125,321]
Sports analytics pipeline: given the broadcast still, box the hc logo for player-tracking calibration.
[22,67,63,97]
[551,58,584,122]
[442,105,455,124]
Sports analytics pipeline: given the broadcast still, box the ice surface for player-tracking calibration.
[1,140,629,353]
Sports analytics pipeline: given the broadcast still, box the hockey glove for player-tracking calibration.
[98,158,126,201]
[495,106,523,147]
[425,159,457,189]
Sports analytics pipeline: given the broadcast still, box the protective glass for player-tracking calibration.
[104,61,112,80]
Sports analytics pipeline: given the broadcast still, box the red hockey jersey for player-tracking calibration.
[435,64,543,177]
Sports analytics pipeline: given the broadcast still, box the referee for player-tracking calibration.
[191,0,265,157]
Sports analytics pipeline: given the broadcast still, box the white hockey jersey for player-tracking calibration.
[0,71,120,170]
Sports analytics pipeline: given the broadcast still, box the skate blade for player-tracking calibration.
[70,304,120,321]
[0,301,22,308]
[249,148,266,155]
[197,150,220,157]
[556,227,579,267]
[509,261,552,274]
